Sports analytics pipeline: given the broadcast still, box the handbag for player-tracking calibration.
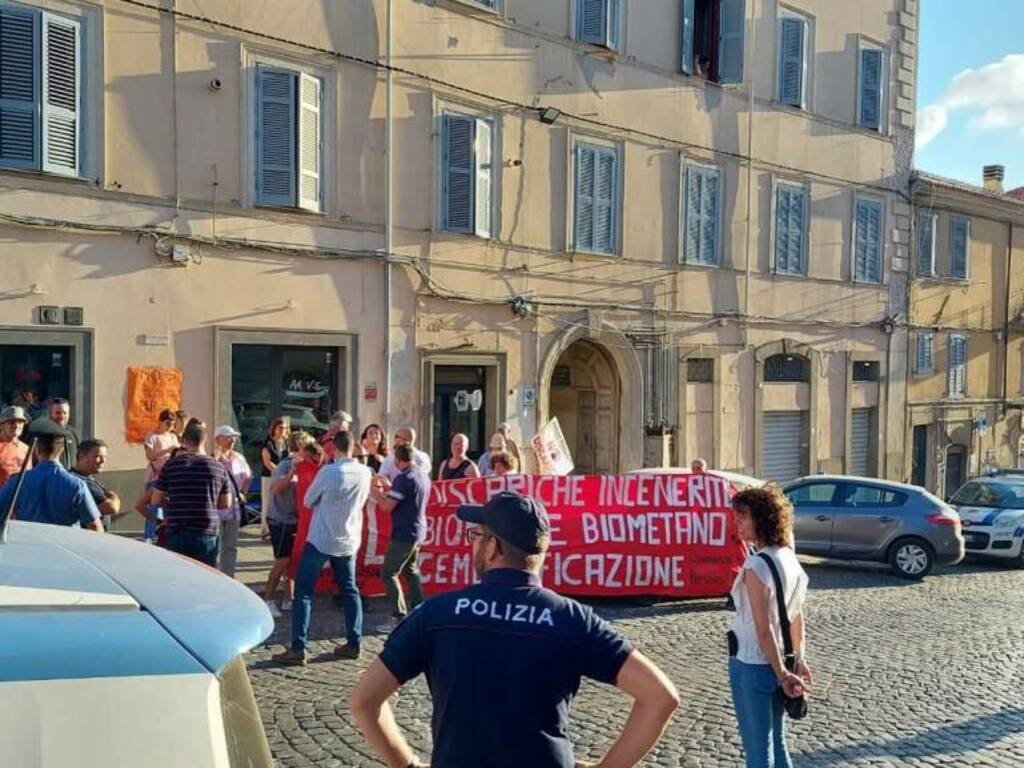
[756,552,809,720]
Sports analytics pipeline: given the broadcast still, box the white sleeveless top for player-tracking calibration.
[729,545,808,666]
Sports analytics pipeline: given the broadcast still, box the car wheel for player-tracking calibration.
[889,538,934,580]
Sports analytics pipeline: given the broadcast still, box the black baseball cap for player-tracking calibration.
[457,491,550,554]
[27,417,67,438]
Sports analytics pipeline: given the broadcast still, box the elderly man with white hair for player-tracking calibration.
[320,410,354,462]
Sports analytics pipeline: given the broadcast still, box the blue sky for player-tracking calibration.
[915,0,1024,191]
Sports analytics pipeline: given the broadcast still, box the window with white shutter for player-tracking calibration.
[0,4,82,176]
[947,334,967,398]
[254,65,323,211]
[574,141,619,255]
[950,215,970,280]
[916,211,936,277]
[858,45,884,131]
[853,197,883,283]
[576,0,622,51]
[441,111,494,238]
[915,330,933,375]
[774,182,808,275]
[682,164,720,266]
[777,15,807,108]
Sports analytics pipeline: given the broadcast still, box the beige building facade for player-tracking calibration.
[0,0,920,509]
[907,170,1024,498]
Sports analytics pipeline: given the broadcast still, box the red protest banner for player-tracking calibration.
[357,473,746,599]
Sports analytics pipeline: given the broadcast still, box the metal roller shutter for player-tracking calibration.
[763,411,806,481]
[850,408,873,477]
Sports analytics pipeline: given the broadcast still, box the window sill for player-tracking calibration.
[437,228,492,241]
[771,269,808,280]
[0,167,94,186]
[680,260,721,271]
[570,248,620,261]
[916,275,970,285]
[254,203,326,217]
[437,0,501,18]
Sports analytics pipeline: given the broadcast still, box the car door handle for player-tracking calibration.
[878,516,895,523]
[815,515,830,522]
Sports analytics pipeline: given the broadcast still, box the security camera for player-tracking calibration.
[209,77,222,91]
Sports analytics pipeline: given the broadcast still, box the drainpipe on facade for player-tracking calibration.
[742,12,756,353]
[383,0,394,433]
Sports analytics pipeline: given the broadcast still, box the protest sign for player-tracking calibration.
[531,418,574,476]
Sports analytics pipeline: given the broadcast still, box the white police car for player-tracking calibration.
[949,476,1024,563]
[1,520,275,767]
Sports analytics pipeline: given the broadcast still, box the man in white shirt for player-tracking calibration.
[273,431,372,666]
[379,426,432,480]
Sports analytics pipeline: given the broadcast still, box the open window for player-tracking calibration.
[680,0,745,84]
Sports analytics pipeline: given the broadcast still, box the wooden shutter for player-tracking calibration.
[594,147,617,253]
[297,72,322,212]
[684,167,720,265]
[683,166,701,263]
[916,331,933,374]
[859,48,883,130]
[778,17,806,108]
[951,216,969,279]
[680,0,695,73]
[41,12,79,176]
[574,143,595,251]
[0,6,40,170]
[256,66,297,207]
[948,336,966,396]
[775,185,806,274]
[718,0,746,84]
[607,0,621,50]
[916,212,935,276]
[855,199,882,282]
[443,113,474,233]
[474,117,492,239]
[578,0,606,45]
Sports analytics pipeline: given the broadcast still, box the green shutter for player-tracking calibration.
[0,5,40,170]
[256,66,297,207]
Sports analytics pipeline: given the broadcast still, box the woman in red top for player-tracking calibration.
[288,442,336,593]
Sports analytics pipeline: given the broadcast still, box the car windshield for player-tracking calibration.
[950,481,1024,509]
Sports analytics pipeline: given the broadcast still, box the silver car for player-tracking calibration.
[783,475,965,579]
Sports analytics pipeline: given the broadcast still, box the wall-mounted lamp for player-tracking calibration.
[538,106,562,125]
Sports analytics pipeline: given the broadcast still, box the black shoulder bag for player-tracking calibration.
[757,552,809,720]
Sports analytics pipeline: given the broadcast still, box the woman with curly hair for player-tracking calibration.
[728,485,813,768]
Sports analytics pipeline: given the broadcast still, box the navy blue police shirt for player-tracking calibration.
[379,568,633,767]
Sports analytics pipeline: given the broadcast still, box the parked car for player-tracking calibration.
[782,475,964,579]
[949,476,1024,563]
[2,521,275,767]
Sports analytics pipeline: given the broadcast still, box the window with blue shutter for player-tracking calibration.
[577,0,620,51]
[950,215,969,279]
[718,0,746,84]
[680,0,695,74]
[947,334,967,397]
[858,46,884,131]
[441,112,494,238]
[574,142,618,255]
[916,211,936,276]
[774,183,807,275]
[915,330,933,375]
[255,65,323,211]
[854,198,883,282]
[682,164,720,266]
[777,16,807,108]
[0,5,82,176]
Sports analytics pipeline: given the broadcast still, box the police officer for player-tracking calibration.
[0,420,102,531]
[350,491,679,768]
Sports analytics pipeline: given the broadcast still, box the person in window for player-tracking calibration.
[728,486,813,768]
[476,432,507,477]
[438,433,481,481]
[490,450,518,477]
[260,417,290,535]
[213,425,253,579]
[360,423,388,474]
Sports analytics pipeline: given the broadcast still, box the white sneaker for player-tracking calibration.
[265,600,282,618]
[280,599,293,612]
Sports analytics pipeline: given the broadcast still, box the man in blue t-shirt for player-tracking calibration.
[350,491,679,768]
[370,444,430,634]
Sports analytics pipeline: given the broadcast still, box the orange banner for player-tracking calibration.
[124,366,183,443]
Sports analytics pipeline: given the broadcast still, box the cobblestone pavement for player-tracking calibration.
[236,532,1024,767]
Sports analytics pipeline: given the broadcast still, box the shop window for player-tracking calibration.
[0,345,71,419]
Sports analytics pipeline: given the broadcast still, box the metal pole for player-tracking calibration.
[383,0,394,435]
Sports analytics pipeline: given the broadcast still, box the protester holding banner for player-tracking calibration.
[728,486,812,768]
[349,490,679,768]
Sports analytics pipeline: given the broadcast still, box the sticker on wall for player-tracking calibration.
[364,382,379,402]
[125,366,183,443]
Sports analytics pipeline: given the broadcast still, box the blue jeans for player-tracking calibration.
[165,529,219,568]
[729,657,792,768]
[291,543,362,652]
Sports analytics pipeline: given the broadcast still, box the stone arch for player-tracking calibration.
[538,318,644,473]
[753,339,822,479]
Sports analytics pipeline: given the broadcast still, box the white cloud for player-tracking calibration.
[915,53,1024,149]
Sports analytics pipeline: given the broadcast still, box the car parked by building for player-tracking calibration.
[1,521,275,767]
[782,475,964,579]
[949,475,1024,563]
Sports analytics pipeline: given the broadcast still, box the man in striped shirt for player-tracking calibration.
[152,420,231,567]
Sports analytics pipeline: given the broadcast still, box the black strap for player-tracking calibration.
[757,551,796,665]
